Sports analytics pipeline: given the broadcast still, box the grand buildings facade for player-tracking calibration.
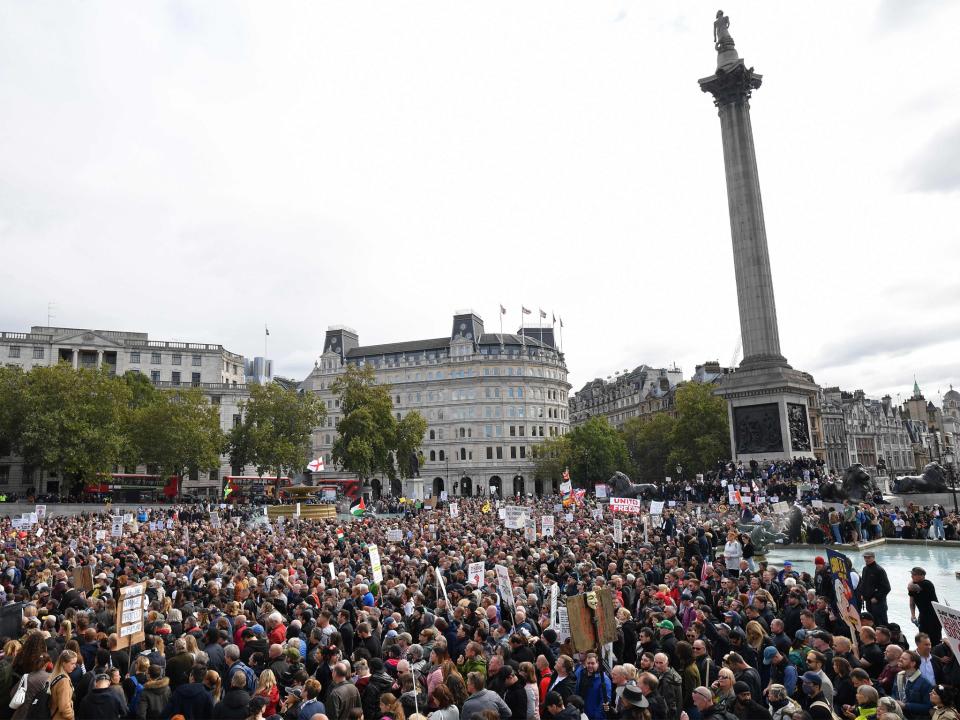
[301,311,571,498]
[0,325,251,496]
[569,364,684,429]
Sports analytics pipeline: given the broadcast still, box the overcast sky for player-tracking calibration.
[1,1,958,405]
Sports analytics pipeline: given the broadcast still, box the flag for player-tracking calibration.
[500,304,506,315]
[573,488,586,504]
[559,317,564,328]
[552,313,556,325]
[539,308,547,319]
[482,501,491,514]
[700,555,710,584]
[336,528,344,541]
[522,306,532,315]
[562,469,570,481]
[307,458,325,473]
[349,497,366,517]
[265,325,270,336]
[223,485,233,499]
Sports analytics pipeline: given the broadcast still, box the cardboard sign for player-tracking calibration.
[595,484,608,498]
[449,503,459,519]
[933,602,960,661]
[541,515,555,537]
[468,561,485,588]
[116,582,147,649]
[565,588,617,652]
[34,505,46,519]
[609,497,642,513]
[649,500,665,516]
[368,544,383,583]
[613,519,623,544]
[72,566,94,593]
[386,528,403,542]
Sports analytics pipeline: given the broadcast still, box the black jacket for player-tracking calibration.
[76,687,126,720]
[163,681,215,720]
[213,687,252,719]
[138,677,172,720]
[859,563,891,605]
[503,682,528,720]
[361,671,394,720]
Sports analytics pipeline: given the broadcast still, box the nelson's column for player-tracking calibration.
[699,11,817,462]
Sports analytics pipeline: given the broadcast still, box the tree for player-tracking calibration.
[622,413,676,482]
[565,416,629,487]
[229,382,327,480]
[331,364,427,491]
[666,382,729,475]
[0,366,27,457]
[18,365,130,494]
[128,387,224,483]
[532,436,571,485]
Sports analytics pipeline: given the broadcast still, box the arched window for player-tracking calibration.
[460,448,467,460]
[430,450,436,461]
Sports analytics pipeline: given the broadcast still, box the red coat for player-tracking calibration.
[268,623,287,646]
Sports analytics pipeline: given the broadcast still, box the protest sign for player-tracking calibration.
[609,497,642,513]
[35,505,46,520]
[649,500,665,516]
[541,515,555,537]
[468,561,485,588]
[564,513,574,522]
[209,512,221,529]
[933,603,960,660]
[827,549,861,632]
[591,509,603,520]
[524,517,536,542]
[613,519,623,544]
[386,528,403,542]
[595,484,608,498]
[504,506,527,530]
[495,564,515,608]
[111,517,124,538]
[368,544,383,583]
[449,503,459,519]
[116,582,147,649]
[95,530,107,541]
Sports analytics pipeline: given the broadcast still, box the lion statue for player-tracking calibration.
[819,463,877,503]
[608,471,659,500]
[893,463,950,494]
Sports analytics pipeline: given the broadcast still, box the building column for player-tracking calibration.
[96,350,104,368]
[72,350,78,369]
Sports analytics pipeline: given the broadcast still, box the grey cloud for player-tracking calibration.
[906,121,960,193]
[810,320,960,371]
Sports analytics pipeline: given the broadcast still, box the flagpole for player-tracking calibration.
[521,309,525,347]
[538,309,542,346]
[264,324,268,359]
[499,306,504,348]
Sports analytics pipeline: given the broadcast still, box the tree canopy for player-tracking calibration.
[228,382,326,479]
[331,364,427,486]
[565,416,629,487]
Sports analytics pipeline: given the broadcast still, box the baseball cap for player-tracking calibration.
[802,672,822,686]
[657,620,675,631]
[814,556,826,565]
[762,646,779,665]
[783,561,792,567]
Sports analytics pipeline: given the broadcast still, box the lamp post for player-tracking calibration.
[944,450,958,514]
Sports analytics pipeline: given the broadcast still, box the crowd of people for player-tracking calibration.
[0,492,955,720]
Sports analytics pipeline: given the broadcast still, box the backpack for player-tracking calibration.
[24,674,66,720]
[229,662,257,693]
[810,699,844,720]
[127,673,144,716]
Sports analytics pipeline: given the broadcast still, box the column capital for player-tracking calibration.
[698,60,762,108]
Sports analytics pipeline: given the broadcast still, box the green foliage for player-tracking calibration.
[0,366,27,457]
[331,364,427,481]
[622,413,677,482]
[665,383,729,475]
[18,364,131,491]
[565,416,629,487]
[532,435,571,483]
[128,387,224,479]
[228,382,326,479]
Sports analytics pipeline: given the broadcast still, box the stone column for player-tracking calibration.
[96,350,104,368]
[700,63,787,370]
[71,350,78,369]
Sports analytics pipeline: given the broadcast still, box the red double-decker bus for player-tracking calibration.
[86,474,180,503]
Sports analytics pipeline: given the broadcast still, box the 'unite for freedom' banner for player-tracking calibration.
[609,497,642,513]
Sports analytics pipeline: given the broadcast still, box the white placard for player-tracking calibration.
[933,603,960,660]
[123,514,133,523]
[591,509,603,519]
[368,544,383,583]
[649,500,665,515]
[440,491,448,501]
[119,621,142,638]
[504,506,527,530]
[773,501,790,514]
[495,564,514,608]
[111,519,124,538]
[328,562,336,581]
[541,515,555,537]
[36,527,44,538]
[595,484,608,498]
[564,512,574,522]
[609,497,642,514]
[209,512,220,528]
[468,561,485,588]
[96,530,107,541]
[559,480,572,495]
[295,503,301,518]
[498,509,507,520]
[524,517,536,542]
[613,519,623,544]
[556,605,570,643]
[449,503,459,519]
[149,521,157,531]
[812,499,824,508]
[386,528,402,542]
[668,500,676,507]
[35,505,46,519]
[553,503,563,513]
[28,512,38,525]
[123,596,141,610]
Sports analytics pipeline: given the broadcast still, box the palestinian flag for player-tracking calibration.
[349,497,366,517]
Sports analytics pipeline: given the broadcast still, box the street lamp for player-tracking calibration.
[944,451,958,514]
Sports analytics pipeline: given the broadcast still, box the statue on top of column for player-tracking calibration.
[713,10,740,70]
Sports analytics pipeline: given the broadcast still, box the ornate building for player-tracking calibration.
[841,390,913,476]
[820,388,849,472]
[300,311,571,498]
[0,325,250,497]
[569,365,683,430]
